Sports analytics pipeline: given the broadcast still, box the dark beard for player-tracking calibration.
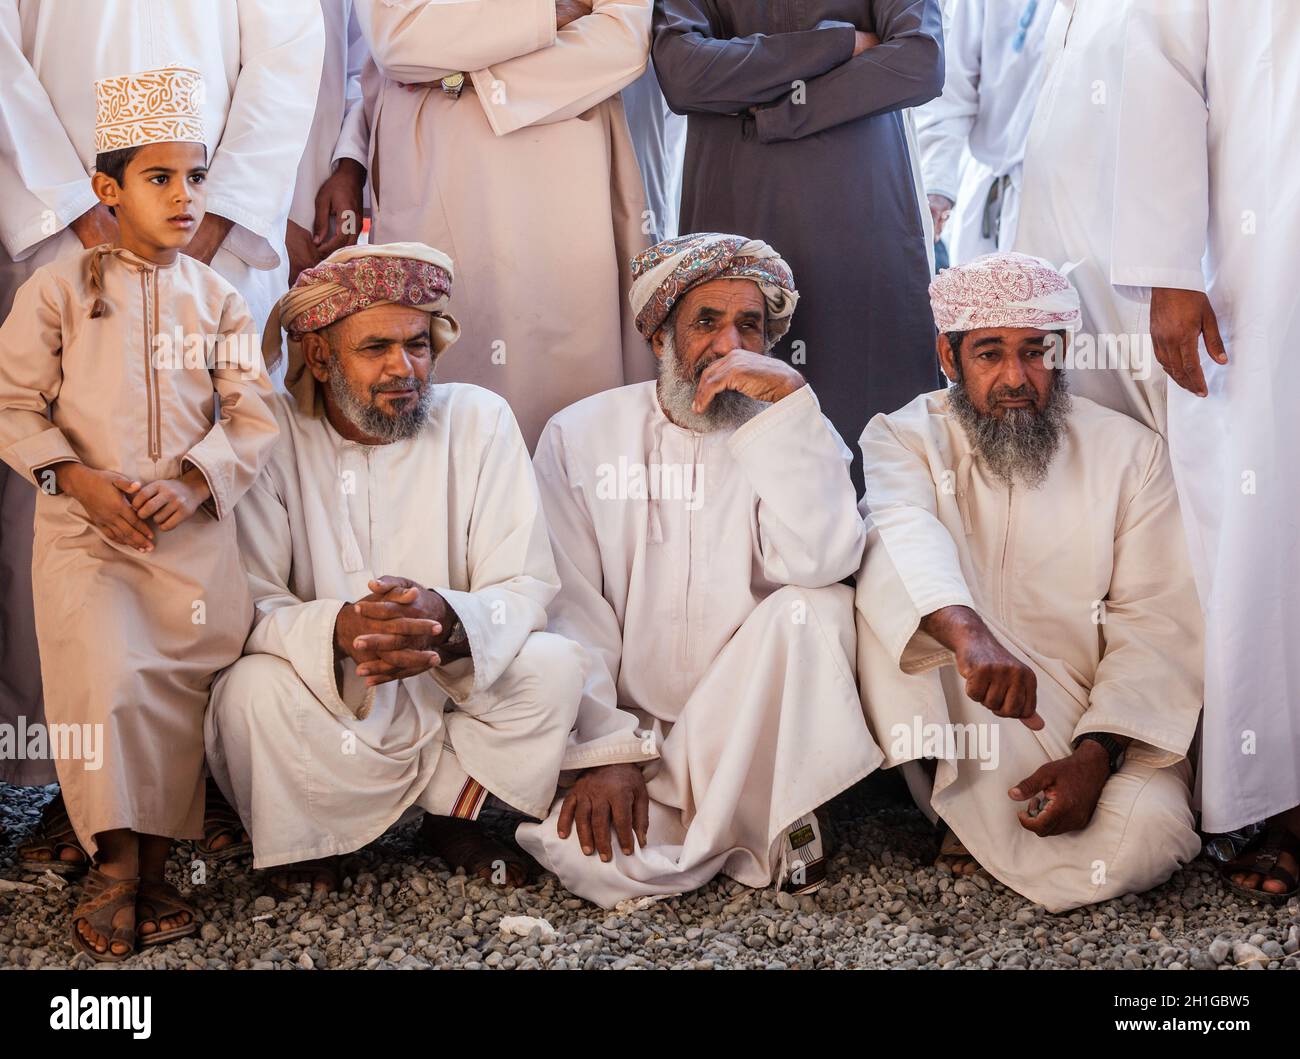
[327,350,435,443]
[947,373,1071,489]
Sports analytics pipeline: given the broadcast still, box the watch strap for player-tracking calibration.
[1074,732,1125,774]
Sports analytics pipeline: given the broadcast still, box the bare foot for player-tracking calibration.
[200,778,250,856]
[18,793,88,871]
[936,829,983,877]
[136,880,196,939]
[420,815,529,886]
[267,857,341,899]
[73,870,137,959]
[1228,813,1300,896]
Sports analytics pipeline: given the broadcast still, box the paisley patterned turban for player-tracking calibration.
[628,233,799,342]
[930,252,1081,334]
[263,242,460,415]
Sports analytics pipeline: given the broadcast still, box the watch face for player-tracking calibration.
[442,73,465,92]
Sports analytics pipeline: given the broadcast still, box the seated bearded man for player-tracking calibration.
[515,233,884,906]
[206,243,642,896]
[854,252,1204,912]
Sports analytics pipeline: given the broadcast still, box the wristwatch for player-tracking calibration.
[1073,732,1126,774]
[443,616,468,649]
[440,73,465,100]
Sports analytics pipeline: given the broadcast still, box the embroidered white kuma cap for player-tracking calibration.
[93,65,205,155]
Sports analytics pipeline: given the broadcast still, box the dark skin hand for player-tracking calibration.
[555,0,591,29]
[1009,740,1115,837]
[312,157,366,258]
[285,219,320,286]
[921,605,1043,730]
[181,213,234,266]
[691,348,806,414]
[335,575,470,688]
[928,193,954,240]
[1150,286,1227,398]
[130,467,211,531]
[51,462,154,552]
[557,763,649,861]
[69,203,120,249]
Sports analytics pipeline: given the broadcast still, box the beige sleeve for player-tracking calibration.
[181,291,280,520]
[0,269,81,487]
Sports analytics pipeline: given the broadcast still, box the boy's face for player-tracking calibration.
[93,141,208,252]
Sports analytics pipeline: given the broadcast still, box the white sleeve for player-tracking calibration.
[1109,0,1211,293]
[430,397,559,697]
[238,466,361,720]
[856,412,976,673]
[0,0,97,258]
[914,0,984,203]
[205,0,327,270]
[533,421,655,770]
[332,5,371,166]
[727,385,866,588]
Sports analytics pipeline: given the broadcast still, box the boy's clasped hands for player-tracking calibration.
[53,463,211,552]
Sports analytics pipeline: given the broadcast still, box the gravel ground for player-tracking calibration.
[2,777,1297,970]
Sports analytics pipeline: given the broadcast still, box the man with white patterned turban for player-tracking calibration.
[853,252,1204,910]
[515,232,884,906]
[206,241,652,897]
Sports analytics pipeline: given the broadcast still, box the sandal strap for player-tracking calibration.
[19,796,84,853]
[137,880,195,923]
[1264,821,1300,856]
[75,870,139,917]
[1225,825,1300,895]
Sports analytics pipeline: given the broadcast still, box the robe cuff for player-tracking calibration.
[558,733,658,773]
[299,598,376,721]
[898,626,958,675]
[429,587,492,697]
[860,536,974,673]
[181,429,238,521]
[333,103,370,169]
[726,383,820,456]
[204,200,282,271]
[4,428,81,486]
[1072,711,1193,769]
[5,185,100,262]
[895,592,977,674]
[1109,264,1207,295]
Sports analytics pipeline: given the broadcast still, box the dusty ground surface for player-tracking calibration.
[2,777,1296,970]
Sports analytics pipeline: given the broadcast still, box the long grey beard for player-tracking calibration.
[948,373,1071,490]
[327,350,435,443]
[655,331,767,433]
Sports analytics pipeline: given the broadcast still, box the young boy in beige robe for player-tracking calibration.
[0,67,277,960]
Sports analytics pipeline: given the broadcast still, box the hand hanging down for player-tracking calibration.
[1150,286,1227,398]
[557,763,650,861]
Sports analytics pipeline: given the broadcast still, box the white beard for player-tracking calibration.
[654,331,766,433]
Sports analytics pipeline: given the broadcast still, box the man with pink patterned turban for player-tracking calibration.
[853,252,1204,911]
[206,242,652,898]
[515,233,884,906]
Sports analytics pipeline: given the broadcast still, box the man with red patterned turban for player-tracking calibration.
[515,232,883,906]
[205,242,653,898]
[854,252,1204,910]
